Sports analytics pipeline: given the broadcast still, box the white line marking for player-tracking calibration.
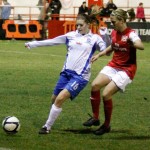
[0,50,149,62]
[0,148,12,150]
[0,50,63,57]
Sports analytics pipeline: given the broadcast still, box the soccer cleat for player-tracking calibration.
[83,114,100,127]
[94,124,111,135]
[38,126,50,134]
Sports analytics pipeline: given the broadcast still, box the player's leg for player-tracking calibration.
[83,68,111,127]
[45,89,71,129]
[39,72,70,134]
[94,80,118,135]
[39,89,71,134]
[43,75,88,132]
[95,71,132,135]
[39,72,88,134]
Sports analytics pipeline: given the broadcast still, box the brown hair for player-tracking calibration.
[111,8,135,22]
[77,5,101,25]
[139,2,143,6]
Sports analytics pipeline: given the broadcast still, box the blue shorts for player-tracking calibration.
[53,70,88,100]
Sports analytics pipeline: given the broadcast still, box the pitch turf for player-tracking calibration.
[0,40,150,150]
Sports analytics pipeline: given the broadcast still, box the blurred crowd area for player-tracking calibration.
[0,0,150,22]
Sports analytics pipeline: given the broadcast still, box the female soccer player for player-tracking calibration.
[25,12,110,134]
[83,8,144,135]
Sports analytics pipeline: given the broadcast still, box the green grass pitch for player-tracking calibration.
[0,40,150,150]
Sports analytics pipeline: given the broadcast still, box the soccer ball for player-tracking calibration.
[2,116,20,134]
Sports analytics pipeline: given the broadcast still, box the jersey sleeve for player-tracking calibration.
[26,35,67,48]
[99,27,111,48]
[96,35,107,51]
[129,31,141,42]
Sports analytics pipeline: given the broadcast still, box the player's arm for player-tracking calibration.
[99,27,111,48]
[133,39,144,50]
[128,32,144,50]
[91,45,113,63]
[25,35,66,49]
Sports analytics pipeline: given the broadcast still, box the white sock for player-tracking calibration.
[44,104,62,130]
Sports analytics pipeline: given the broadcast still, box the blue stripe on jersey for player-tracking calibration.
[80,43,97,75]
[63,37,69,70]
[66,37,69,48]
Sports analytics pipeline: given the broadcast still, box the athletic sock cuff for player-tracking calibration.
[52,104,62,112]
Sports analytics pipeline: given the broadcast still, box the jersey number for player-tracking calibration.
[71,81,79,90]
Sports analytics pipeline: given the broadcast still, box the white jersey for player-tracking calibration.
[26,30,106,81]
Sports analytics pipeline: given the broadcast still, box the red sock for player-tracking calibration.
[103,99,113,128]
[90,91,100,120]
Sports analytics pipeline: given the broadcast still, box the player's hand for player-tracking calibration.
[25,43,31,49]
[90,54,99,63]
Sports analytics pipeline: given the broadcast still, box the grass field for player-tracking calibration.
[0,40,150,150]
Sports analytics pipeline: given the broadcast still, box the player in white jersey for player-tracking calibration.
[25,13,110,134]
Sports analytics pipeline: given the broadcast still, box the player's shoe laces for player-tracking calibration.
[83,114,100,127]
[94,124,111,135]
[39,126,50,134]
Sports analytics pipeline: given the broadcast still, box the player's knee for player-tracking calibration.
[91,82,101,91]
[54,98,64,108]
[102,91,111,100]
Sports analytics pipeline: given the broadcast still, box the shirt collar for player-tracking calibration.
[76,30,93,37]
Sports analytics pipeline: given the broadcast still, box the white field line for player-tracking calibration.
[0,50,149,62]
[0,50,63,57]
[0,148,12,150]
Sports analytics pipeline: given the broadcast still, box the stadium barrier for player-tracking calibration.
[106,22,150,42]
[63,21,76,34]
[47,18,107,38]
[47,20,150,41]
[2,20,42,39]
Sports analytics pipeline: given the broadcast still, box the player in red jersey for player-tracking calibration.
[83,8,144,135]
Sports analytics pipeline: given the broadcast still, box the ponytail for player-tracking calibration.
[77,5,101,26]
[127,8,135,22]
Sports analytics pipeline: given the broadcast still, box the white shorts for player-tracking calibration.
[100,66,132,92]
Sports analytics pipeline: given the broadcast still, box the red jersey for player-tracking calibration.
[108,28,139,80]
[136,7,145,19]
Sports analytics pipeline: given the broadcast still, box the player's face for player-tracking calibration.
[110,16,123,31]
[76,19,90,35]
